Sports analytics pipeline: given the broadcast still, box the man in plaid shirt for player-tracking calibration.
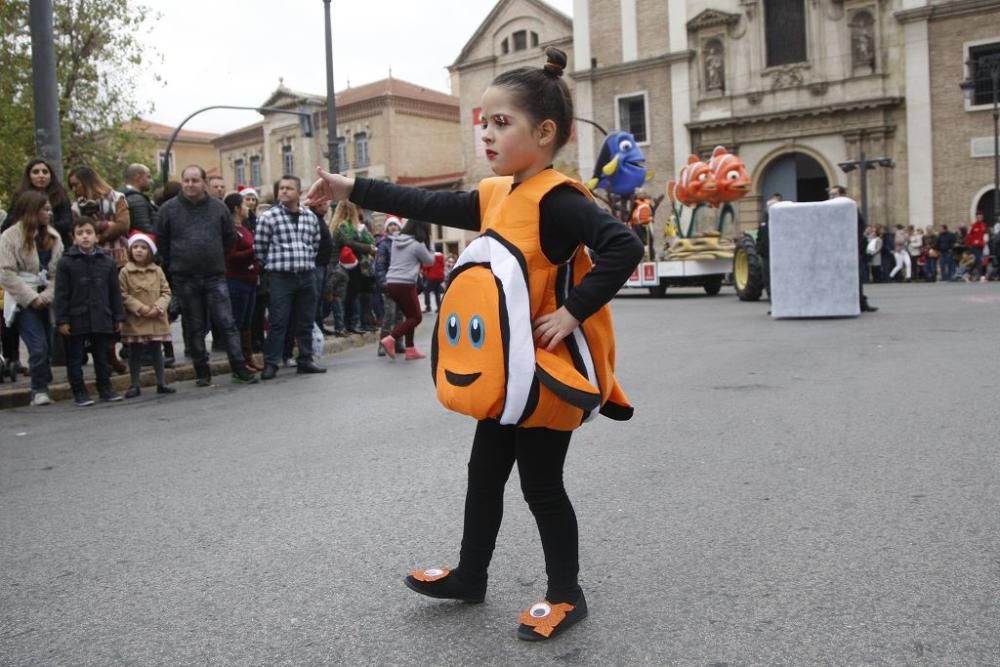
[254,175,327,378]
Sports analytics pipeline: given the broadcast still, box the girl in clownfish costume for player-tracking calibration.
[306,47,643,642]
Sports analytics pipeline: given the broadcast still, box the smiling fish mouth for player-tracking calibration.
[445,370,482,387]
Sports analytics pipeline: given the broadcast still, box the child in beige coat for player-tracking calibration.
[118,232,175,397]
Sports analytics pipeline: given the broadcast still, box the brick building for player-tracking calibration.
[126,120,221,185]
[900,0,1000,228]
[212,78,463,248]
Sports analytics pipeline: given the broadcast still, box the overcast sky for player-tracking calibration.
[134,0,574,134]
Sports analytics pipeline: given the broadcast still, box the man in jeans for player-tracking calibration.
[254,175,326,379]
[156,165,258,386]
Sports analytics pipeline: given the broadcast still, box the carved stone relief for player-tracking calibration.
[769,65,805,90]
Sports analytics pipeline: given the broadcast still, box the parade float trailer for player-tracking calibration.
[621,146,752,298]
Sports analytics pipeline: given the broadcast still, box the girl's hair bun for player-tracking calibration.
[543,47,567,77]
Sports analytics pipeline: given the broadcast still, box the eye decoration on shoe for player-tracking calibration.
[517,600,575,638]
[410,567,449,583]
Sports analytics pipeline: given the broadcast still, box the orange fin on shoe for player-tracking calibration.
[517,601,575,638]
[410,567,449,582]
[534,348,600,410]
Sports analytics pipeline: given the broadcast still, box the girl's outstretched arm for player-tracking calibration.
[306,166,481,232]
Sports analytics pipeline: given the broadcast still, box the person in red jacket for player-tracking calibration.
[224,192,260,370]
[420,250,445,313]
[967,212,988,280]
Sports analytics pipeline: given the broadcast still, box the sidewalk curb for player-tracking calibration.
[0,332,377,410]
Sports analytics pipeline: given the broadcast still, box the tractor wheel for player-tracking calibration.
[703,276,723,296]
[733,235,764,301]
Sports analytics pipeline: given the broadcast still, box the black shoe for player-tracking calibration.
[333,329,349,337]
[517,591,588,642]
[99,391,123,402]
[124,385,141,399]
[164,357,176,369]
[195,376,212,387]
[73,390,95,407]
[261,364,278,380]
[157,385,176,394]
[320,326,337,336]
[377,344,387,357]
[347,327,365,335]
[296,360,327,374]
[232,367,259,384]
[403,568,486,603]
[862,305,879,313]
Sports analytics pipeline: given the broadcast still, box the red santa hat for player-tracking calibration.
[237,185,259,199]
[339,246,358,269]
[383,215,402,231]
[127,231,157,256]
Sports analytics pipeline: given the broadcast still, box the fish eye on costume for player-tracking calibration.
[727,170,740,180]
[468,316,485,348]
[618,140,633,152]
[446,314,461,345]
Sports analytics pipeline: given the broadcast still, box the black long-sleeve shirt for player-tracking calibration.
[350,176,643,322]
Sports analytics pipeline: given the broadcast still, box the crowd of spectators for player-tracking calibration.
[863,211,999,283]
[0,158,447,406]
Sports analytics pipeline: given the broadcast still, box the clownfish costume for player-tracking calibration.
[430,169,633,432]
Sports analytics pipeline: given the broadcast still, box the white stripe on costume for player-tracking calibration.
[452,235,534,425]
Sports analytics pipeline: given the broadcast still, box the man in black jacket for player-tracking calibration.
[156,165,257,386]
[936,224,958,281]
[120,164,158,234]
[829,185,877,313]
[53,218,126,405]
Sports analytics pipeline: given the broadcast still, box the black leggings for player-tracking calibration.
[458,419,578,598]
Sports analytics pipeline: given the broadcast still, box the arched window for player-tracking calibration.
[764,0,807,67]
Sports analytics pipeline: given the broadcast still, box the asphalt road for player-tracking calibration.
[2,282,999,666]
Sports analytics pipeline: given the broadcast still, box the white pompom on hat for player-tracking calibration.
[127,231,157,256]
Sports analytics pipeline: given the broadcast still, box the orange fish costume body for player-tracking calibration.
[430,169,633,432]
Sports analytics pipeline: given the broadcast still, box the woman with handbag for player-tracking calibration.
[68,166,131,373]
[330,201,377,334]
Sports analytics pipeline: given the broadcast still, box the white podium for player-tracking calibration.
[768,199,860,319]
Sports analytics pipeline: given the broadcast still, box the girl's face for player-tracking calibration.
[68,176,85,197]
[29,163,52,189]
[244,194,257,211]
[130,241,151,264]
[37,202,53,227]
[479,86,554,183]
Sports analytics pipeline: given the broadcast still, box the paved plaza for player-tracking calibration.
[2,282,999,665]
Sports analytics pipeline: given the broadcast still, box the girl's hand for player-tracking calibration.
[57,323,70,336]
[532,307,580,352]
[304,166,355,206]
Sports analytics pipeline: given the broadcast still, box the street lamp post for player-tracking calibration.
[29,0,64,180]
[837,152,895,225]
[323,0,339,173]
[960,55,1000,228]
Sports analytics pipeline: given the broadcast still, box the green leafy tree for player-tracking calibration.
[0,0,161,207]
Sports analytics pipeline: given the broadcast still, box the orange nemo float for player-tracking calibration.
[667,155,716,208]
[705,146,751,206]
[430,169,633,432]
